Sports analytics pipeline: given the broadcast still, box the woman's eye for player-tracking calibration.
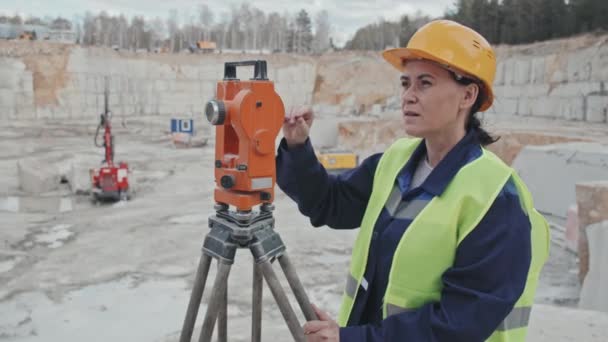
[401,81,409,88]
[421,80,431,86]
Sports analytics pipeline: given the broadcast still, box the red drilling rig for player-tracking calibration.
[90,77,129,202]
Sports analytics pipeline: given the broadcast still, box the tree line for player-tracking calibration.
[2,0,606,52]
[446,0,607,45]
[0,5,331,54]
[345,0,607,50]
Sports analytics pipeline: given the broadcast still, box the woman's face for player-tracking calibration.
[400,60,472,139]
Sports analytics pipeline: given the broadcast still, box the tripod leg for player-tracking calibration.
[259,259,305,342]
[198,262,232,342]
[180,253,213,342]
[278,254,318,321]
[218,260,228,342]
[252,262,263,342]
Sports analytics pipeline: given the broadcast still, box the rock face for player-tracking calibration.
[0,41,317,121]
[575,182,608,285]
[2,33,608,125]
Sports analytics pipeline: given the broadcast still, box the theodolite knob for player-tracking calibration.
[205,100,226,125]
[220,175,235,189]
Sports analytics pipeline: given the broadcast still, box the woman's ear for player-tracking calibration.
[460,83,479,111]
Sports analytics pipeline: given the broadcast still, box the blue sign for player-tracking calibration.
[171,119,194,134]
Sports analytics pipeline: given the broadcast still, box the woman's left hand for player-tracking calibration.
[303,304,340,342]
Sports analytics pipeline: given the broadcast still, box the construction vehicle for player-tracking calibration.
[317,149,358,173]
[188,40,216,54]
[18,31,36,40]
[90,78,129,202]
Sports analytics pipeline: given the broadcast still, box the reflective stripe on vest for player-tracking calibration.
[337,138,550,342]
[387,303,532,332]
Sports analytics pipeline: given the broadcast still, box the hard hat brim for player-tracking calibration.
[382,47,494,112]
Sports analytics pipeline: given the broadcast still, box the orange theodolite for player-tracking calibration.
[205,60,284,212]
[179,61,317,342]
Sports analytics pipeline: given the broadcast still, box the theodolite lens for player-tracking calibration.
[205,100,226,125]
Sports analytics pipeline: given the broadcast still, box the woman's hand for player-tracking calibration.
[283,106,314,148]
[303,304,340,342]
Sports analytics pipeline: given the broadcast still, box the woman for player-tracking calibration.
[277,20,549,342]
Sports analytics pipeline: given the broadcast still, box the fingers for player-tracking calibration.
[303,320,329,335]
[311,304,332,321]
[285,106,314,126]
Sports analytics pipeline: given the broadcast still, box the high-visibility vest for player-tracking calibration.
[337,138,550,341]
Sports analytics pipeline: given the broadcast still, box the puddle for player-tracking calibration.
[0,257,20,274]
[33,224,75,249]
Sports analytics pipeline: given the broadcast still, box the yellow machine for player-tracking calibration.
[316,150,358,173]
[18,31,36,40]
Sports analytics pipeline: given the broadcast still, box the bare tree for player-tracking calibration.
[313,10,330,53]
[198,4,214,41]
[166,9,179,52]
[228,4,240,49]
[118,15,129,48]
[150,17,165,49]
[250,7,266,50]
[266,12,282,51]
[239,4,253,50]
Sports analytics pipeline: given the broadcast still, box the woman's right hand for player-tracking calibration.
[283,106,314,148]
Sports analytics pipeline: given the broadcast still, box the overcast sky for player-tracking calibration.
[0,0,454,46]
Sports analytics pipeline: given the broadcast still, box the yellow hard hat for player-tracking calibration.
[382,20,496,112]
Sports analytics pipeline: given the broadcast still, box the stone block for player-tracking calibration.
[530,96,560,117]
[514,59,531,85]
[17,158,61,194]
[494,85,521,98]
[489,97,518,115]
[0,106,15,121]
[560,96,585,121]
[503,59,516,85]
[567,50,594,82]
[15,105,36,119]
[15,92,34,107]
[587,95,608,123]
[530,57,546,84]
[86,75,99,93]
[494,60,506,85]
[579,220,608,313]
[0,67,19,88]
[0,89,15,108]
[512,143,608,218]
[549,82,602,97]
[36,107,54,119]
[576,181,608,236]
[517,97,532,116]
[68,161,96,195]
[18,73,33,92]
[53,107,71,119]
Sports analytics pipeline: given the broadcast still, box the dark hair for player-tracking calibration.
[450,72,499,146]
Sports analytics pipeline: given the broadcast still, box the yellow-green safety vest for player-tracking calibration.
[337,138,550,341]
